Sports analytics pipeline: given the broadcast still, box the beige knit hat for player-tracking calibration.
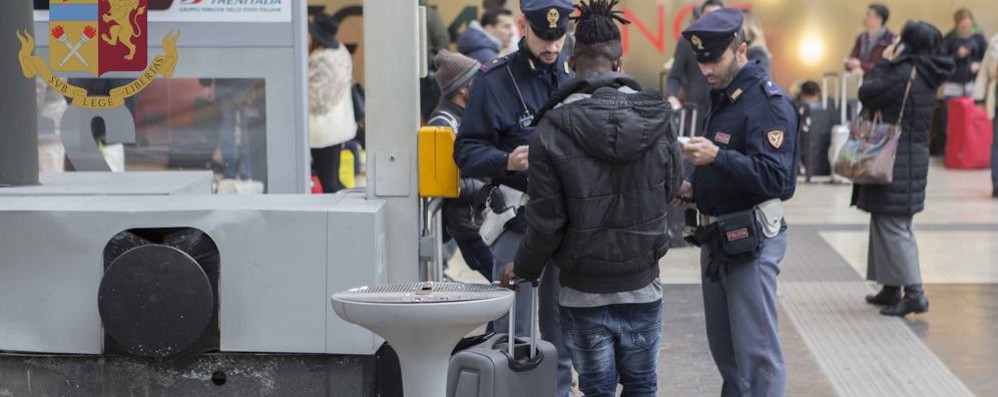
[434,50,481,99]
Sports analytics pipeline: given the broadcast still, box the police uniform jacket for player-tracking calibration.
[690,60,799,216]
[454,38,574,194]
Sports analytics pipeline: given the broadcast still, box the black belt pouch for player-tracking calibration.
[716,210,763,258]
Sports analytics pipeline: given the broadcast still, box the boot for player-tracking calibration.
[865,285,901,306]
[880,286,929,317]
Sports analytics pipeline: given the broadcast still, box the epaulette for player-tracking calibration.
[762,80,785,98]
[479,56,510,74]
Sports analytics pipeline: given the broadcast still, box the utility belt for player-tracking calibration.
[684,199,785,282]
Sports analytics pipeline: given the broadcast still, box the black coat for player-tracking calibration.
[852,55,954,215]
[513,73,682,293]
[942,31,988,85]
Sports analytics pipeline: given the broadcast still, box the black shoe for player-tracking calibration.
[880,294,929,317]
[865,287,902,306]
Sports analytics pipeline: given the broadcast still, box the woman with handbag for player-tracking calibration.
[308,14,358,193]
[853,21,954,317]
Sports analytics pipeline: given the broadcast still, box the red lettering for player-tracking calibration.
[621,5,665,54]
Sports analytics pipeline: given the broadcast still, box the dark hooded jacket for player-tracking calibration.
[852,54,955,215]
[457,22,501,64]
[513,73,682,293]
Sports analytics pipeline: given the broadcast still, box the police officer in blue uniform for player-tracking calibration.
[670,8,798,397]
[454,0,575,395]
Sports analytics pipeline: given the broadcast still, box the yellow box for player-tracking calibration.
[418,126,460,198]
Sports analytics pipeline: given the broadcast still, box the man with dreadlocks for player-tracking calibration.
[500,1,681,395]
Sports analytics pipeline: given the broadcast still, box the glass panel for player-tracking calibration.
[37,78,269,192]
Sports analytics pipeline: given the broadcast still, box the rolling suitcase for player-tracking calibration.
[802,73,842,181]
[447,280,557,397]
[830,73,862,184]
[945,97,994,169]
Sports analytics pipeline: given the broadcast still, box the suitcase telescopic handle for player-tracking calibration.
[821,72,840,110]
[677,104,698,139]
[839,72,864,122]
[506,277,540,359]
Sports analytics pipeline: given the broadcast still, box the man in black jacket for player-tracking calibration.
[502,1,681,394]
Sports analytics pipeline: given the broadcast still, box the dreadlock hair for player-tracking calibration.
[571,0,631,68]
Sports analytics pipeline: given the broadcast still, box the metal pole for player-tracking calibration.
[364,0,421,282]
[0,1,39,187]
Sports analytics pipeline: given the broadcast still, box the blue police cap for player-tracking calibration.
[521,0,574,41]
[681,8,744,63]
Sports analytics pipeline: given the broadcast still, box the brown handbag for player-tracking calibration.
[833,66,917,185]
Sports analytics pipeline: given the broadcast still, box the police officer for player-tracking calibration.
[454,0,575,395]
[670,8,798,397]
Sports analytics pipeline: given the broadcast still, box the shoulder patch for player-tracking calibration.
[762,80,785,98]
[479,56,510,74]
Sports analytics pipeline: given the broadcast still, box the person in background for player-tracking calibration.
[933,9,988,156]
[795,80,822,176]
[308,14,357,193]
[742,8,771,79]
[856,21,954,316]
[458,8,516,64]
[425,50,496,281]
[942,8,988,97]
[665,0,724,132]
[797,80,822,108]
[422,0,451,52]
[845,3,895,76]
[972,32,998,197]
[504,1,681,395]
[483,0,520,55]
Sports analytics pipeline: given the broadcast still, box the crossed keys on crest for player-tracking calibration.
[51,25,97,67]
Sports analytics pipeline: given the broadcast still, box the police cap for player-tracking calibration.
[521,0,574,41]
[681,8,744,63]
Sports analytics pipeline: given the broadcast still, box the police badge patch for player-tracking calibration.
[767,130,784,149]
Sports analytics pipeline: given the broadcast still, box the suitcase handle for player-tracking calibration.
[677,104,698,139]
[498,278,545,372]
[838,72,864,122]
[506,278,539,358]
[821,72,840,110]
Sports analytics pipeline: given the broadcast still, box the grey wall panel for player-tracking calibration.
[214,210,328,353]
[325,200,388,355]
[0,211,105,354]
[0,195,385,355]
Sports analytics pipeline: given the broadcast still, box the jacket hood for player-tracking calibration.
[457,22,500,54]
[542,72,673,163]
[892,54,956,87]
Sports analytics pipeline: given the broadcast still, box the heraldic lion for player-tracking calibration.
[102,0,146,61]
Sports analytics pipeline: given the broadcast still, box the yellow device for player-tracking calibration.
[418,126,460,198]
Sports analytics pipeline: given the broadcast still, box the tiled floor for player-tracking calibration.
[447,159,998,396]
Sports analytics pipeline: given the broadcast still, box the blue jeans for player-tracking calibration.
[491,229,573,397]
[561,301,662,397]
